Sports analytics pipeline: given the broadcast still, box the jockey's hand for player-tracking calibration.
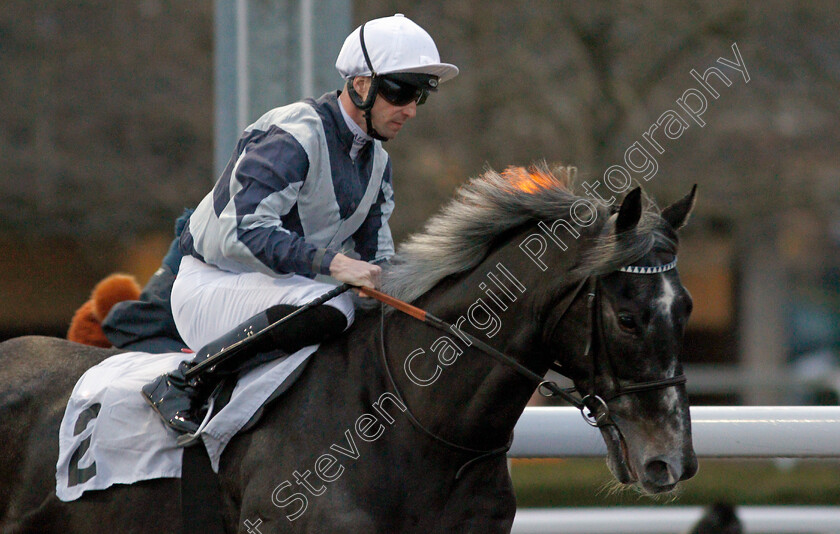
[329,253,381,292]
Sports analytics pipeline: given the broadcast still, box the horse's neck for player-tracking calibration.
[382,312,534,450]
[382,240,580,450]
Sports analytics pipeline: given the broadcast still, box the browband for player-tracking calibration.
[618,258,677,274]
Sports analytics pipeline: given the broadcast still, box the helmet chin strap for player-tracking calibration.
[347,77,388,141]
[346,23,389,142]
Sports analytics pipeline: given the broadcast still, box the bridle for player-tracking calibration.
[367,258,686,477]
[543,271,687,427]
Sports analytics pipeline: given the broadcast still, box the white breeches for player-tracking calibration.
[171,256,355,352]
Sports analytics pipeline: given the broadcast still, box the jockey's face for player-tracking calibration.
[351,77,418,140]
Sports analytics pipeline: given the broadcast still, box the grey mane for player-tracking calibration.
[382,165,675,303]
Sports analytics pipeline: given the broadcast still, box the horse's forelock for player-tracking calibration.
[571,212,677,277]
[382,165,670,303]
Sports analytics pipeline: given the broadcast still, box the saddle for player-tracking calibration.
[56,343,317,502]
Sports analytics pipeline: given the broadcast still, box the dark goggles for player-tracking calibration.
[376,74,438,107]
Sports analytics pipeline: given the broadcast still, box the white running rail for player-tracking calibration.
[510,406,840,458]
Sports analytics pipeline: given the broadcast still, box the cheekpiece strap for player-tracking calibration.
[618,258,677,275]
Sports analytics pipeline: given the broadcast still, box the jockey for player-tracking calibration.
[142,14,459,434]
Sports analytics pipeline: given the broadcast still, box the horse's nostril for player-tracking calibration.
[644,458,678,487]
[681,453,699,481]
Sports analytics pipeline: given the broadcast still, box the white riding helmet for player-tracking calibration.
[335,14,459,83]
[335,14,458,141]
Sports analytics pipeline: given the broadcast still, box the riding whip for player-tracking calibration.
[183,283,353,380]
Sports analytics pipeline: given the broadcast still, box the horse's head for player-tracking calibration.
[383,167,698,494]
[544,185,698,494]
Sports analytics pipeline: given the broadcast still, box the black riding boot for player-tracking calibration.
[141,304,348,434]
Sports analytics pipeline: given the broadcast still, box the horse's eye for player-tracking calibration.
[618,313,637,332]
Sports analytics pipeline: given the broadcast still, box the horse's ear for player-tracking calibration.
[615,187,642,233]
[661,184,697,230]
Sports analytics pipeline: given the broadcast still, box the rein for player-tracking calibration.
[363,284,588,408]
[376,307,512,479]
[364,283,586,480]
[358,264,687,478]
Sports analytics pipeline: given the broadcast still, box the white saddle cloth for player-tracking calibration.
[55,346,316,502]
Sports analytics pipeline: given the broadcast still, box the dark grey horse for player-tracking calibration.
[1,167,698,533]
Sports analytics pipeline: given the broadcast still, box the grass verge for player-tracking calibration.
[511,458,840,507]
